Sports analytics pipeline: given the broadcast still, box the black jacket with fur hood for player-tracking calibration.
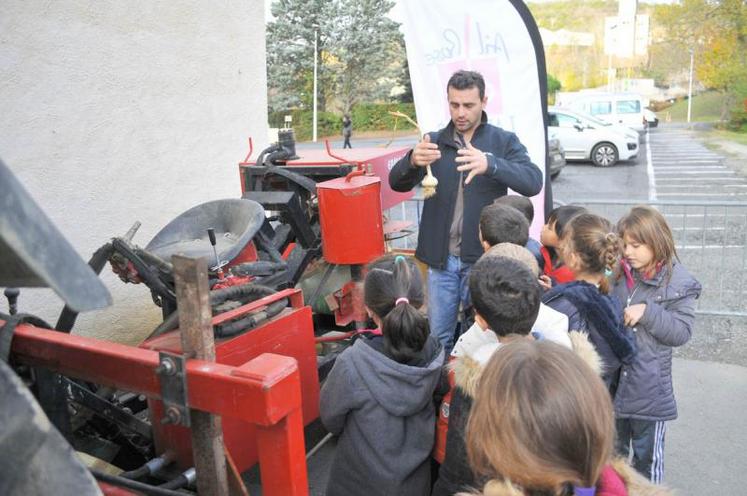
[431,332,602,496]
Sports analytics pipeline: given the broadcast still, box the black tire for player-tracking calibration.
[591,142,618,167]
[550,170,561,180]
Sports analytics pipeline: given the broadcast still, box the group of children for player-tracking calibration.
[319,199,702,496]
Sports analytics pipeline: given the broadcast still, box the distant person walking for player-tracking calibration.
[342,114,352,148]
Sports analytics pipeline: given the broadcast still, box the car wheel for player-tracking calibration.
[591,142,618,167]
[551,170,561,180]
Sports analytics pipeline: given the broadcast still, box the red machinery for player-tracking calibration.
[1,137,419,495]
[142,288,318,473]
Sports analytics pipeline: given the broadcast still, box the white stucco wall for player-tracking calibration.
[0,1,269,344]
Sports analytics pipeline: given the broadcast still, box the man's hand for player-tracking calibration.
[456,142,489,184]
[410,134,442,167]
[624,303,646,327]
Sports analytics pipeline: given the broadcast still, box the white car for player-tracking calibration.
[563,92,647,132]
[548,106,639,167]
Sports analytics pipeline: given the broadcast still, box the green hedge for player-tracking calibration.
[269,103,418,141]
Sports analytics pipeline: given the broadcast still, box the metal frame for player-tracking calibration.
[9,322,309,496]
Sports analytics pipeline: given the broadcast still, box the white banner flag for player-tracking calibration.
[399,0,550,235]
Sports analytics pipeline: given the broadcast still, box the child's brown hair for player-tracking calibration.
[617,205,678,275]
[466,340,614,493]
[561,213,621,294]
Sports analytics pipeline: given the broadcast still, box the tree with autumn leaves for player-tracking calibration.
[653,0,747,124]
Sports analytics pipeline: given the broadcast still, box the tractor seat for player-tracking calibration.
[145,199,265,265]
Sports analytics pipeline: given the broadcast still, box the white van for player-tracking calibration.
[564,92,647,132]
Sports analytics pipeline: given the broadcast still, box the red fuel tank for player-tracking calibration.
[317,171,385,265]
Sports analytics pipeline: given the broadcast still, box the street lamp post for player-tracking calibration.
[313,29,318,142]
[606,23,619,93]
[687,48,694,124]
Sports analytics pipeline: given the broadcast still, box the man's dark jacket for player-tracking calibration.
[389,113,542,269]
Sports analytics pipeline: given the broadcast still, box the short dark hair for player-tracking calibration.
[469,256,540,336]
[547,205,587,238]
[480,204,529,248]
[364,255,429,363]
[447,70,486,100]
[494,195,534,224]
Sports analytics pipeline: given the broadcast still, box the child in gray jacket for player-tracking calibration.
[612,206,702,483]
[320,255,444,496]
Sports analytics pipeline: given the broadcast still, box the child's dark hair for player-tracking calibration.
[480,204,529,247]
[494,195,534,224]
[468,256,540,336]
[364,255,429,363]
[562,213,621,294]
[547,205,587,237]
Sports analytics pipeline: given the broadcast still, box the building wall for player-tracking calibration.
[0,1,269,344]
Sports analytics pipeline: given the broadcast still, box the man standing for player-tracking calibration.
[342,114,353,148]
[389,70,542,351]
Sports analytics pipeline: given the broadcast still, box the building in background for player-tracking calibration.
[605,0,650,90]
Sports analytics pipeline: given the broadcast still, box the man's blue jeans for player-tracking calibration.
[427,255,472,352]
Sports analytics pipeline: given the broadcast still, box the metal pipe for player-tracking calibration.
[313,29,318,142]
[687,49,694,123]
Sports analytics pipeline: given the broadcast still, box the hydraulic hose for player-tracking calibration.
[158,467,196,490]
[145,283,283,340]
[120,453,172,480]
[209,283,275,306]
[215,298,288,338]
[91,469,194,496]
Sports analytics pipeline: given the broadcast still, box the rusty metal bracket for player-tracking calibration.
[156,351,190,427]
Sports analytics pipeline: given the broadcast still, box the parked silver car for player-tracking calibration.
[548,106,639,167]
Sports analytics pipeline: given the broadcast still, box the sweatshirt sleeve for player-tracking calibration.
[638,293,697,347]
[319,355,358,435]
[483,132,543,197]
[389,149,427,192]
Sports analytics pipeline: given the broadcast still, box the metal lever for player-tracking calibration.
[206,228,223,272]
[4,288,19,315]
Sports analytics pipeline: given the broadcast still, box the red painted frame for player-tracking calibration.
[8,321,310,496]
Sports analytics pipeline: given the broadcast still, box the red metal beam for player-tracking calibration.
[9,322,309,495]
[10,323,302,427]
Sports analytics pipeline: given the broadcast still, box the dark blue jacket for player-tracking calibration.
[543,281,636,389]
[389,113,542,269]
[611,263,701,421]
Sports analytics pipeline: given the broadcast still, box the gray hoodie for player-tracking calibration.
[320,336,444,496]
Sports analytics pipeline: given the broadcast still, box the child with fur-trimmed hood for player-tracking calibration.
[457,340,672,496]
[432,254,601,496]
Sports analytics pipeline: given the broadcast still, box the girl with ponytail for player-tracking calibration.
[320,255,444,496]
[542,213,636,390]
